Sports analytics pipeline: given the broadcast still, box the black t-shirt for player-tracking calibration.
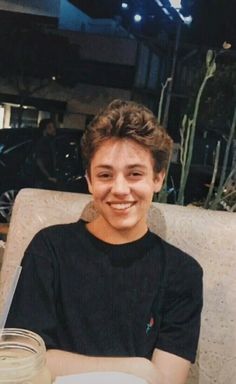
[6,220,203,363]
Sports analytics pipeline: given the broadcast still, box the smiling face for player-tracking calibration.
[86,138,165,243]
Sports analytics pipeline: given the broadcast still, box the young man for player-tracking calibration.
[6,100,203,384]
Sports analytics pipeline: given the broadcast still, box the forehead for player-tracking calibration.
[91,138,154,167]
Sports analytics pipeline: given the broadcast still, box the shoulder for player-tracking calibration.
[41,219,86,238]
[159,236,202,272]
[163,240,203,299]
[150,232,202,272]
[22,221,86,267]
[150,233,203,293]
[27,221,84,251]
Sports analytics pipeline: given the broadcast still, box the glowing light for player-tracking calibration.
[0,106,4,129]
[52,76,56,81]
[182,15,192,25]
[223,41,231,49]
[162,8,170,15]
[155,0,192,25]
[134,14,142,22]
[121,2,128,9]
[169,0,182,10]
[177,12,192,25]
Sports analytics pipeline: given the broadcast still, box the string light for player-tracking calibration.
[134,14,142,22]
[121,2,128,9]
[169,0,182,10]
[155,0,192,25]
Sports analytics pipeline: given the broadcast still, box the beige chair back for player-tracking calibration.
[0,188,236,384]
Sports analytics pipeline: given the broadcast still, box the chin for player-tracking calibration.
[108,217,143,233]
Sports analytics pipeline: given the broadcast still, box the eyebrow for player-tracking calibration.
[94,164,148,170]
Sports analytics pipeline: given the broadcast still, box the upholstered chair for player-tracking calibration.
[0,188,235,384]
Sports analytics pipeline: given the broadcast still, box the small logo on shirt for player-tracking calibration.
[146,316,154,335]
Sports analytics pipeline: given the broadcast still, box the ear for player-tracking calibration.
[153,170,165,193]
[85,172,93,195]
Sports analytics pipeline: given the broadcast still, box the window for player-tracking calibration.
[10,107,38,128]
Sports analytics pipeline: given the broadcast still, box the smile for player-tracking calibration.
[108,202,135,210]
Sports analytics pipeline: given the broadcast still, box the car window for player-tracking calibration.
[54,134,84,178]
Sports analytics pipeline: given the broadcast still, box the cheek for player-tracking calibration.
[133,181,156,200]
[86,174,107,196]
[90,182,110,199]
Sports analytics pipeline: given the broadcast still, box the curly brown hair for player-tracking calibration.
[81,99,173,173]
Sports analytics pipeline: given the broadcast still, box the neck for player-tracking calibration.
[86,216,148,245]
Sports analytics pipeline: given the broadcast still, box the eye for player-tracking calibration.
[97,172,112,179]
[129,171,144,179]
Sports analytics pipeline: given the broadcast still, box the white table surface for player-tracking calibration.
[54,371,147,384]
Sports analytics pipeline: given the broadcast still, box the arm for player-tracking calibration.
[36,158,57,182]
[152,348,190,384]
[46,349,164,384]
[150,248,203,384]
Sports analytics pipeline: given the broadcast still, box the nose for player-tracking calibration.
[111,174,130,195]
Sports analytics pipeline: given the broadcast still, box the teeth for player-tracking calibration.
[109,203,133,210]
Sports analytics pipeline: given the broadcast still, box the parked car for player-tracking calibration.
[0,127,89,222]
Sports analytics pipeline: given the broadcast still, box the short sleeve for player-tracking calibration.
[6,230,59,349]
[156,250,203,363]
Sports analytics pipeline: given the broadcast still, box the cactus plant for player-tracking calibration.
[176,50,217,205]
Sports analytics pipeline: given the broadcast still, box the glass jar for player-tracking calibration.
[0,328,51,383]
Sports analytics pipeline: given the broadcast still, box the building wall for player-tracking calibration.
[59,0,91,32]
[0,1,141,129]
[0,77,131,129]
[37,82,131,129]
[60,30,137,66]
[0,0,60,17]
[3,104,10,128]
